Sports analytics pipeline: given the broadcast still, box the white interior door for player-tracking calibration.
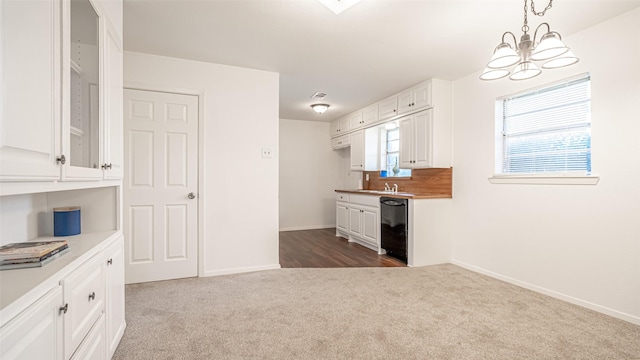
[123,89,198,284]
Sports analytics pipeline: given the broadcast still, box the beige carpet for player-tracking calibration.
[113,264,640,359]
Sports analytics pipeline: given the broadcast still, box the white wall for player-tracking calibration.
[451,8,640,324]
[124,52,280,276]
[279,119,343,230]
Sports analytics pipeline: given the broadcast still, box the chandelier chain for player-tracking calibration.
[531,0,553,17]
[522,0,553,33]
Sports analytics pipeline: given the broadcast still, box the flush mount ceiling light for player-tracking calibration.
[311,103,330,114]
[317,0,361,15]
[480,0,579,81]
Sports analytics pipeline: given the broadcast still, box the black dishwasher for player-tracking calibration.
[380,197,408,263]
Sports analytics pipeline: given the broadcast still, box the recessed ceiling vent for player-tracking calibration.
[311,91,327,100]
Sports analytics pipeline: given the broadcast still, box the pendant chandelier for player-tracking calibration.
[480,0,579,81]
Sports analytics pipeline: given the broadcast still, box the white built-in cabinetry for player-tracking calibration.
[1,0,123,182]
[329,79,452,171]
[0,0,125,359]
[349,131,365,171]
[335,193,381,252]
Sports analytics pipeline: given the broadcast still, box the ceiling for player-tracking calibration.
[123,0,640,122]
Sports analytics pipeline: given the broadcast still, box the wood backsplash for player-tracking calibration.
[363,167,452,196]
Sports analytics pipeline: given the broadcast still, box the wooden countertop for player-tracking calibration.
[335,189,452,200]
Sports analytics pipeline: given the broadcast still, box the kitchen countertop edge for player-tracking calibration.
[335,189,452,200]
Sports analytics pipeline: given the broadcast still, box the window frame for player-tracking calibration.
[489,73,599,185]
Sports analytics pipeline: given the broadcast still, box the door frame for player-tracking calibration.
[123,82,205,277]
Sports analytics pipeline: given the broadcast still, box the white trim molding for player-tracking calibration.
[489,174,600,185]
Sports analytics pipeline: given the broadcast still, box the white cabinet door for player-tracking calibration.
[348,206,363,237]
[361,207,379,246]
[331,134,350,150]
[70,315,106,360]
[339,116,350,134]
[105,237,125,358]
[103,25,124,180]
[413,110,433,168]
[336,202,349,234]
[398,115,414,169]
[349,111,364,130]
[398,110,434,169]
[349,131,365,171]
[62,256,105,360]
[330,119,340,137]
[397,89,413,115]
[0,286,64,360]
[412,82,432,110]
[0,0,62,181]
[362,104,378,127]
[378,97,398,120]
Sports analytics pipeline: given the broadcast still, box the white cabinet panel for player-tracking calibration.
[331,134,350,150]
[70,315,105,360]
[349,131,365,171]
[62,256,105,360]
[0,0,61,181]
[349,111,364,130]
[336,202,349,235]
[0,286,64,360]
[103,25,124,179]
[105,237,125,358]
[378,97,398,120]
[361,207,379,246]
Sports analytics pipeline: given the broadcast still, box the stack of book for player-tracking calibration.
[0,240,69,270]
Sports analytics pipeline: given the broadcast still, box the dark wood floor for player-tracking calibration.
[279,228,406,268]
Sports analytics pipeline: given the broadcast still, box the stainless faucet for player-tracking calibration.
[384,182,390,191]
[393,184,398,193]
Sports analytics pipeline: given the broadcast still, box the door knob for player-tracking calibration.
[188,192,196,199]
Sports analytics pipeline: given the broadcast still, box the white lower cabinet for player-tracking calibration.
[0,286,64,360]
[336,193,380,252]
[63,255,105,360]
[71,315,106,360]
[0,235,125,360]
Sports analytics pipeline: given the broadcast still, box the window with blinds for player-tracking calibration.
[497,74,591,175]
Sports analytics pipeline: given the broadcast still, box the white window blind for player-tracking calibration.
[499,75,591,175]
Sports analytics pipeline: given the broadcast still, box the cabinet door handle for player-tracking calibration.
[59,303,68,314]
[107,258,113,266]
[188,192,196,199]
[88,292,96,301]
[56,155,66,165]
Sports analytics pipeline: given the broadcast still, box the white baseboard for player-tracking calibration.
[452,260,640,326]
[279,225,335,232]
[201,264,281,277]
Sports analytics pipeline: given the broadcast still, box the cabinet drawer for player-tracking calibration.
[336,193,350,202]
[70,314,105,360]
[62,255,105,360]
[349,194,380,207]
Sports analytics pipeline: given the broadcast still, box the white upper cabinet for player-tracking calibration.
[62,0,123,180]
[0,0,123,185]
[330,116,350,138]
[378,96,398,120]
[361,104,379,128]
[348,111,364,130]
[397,81,432,116]
[349,130,365,171]
[399,107,451,169]
[0,0,62,181]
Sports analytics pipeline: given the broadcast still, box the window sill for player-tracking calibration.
[488,174,600,185]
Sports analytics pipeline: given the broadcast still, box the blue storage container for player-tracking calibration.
[54,207,81,236]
